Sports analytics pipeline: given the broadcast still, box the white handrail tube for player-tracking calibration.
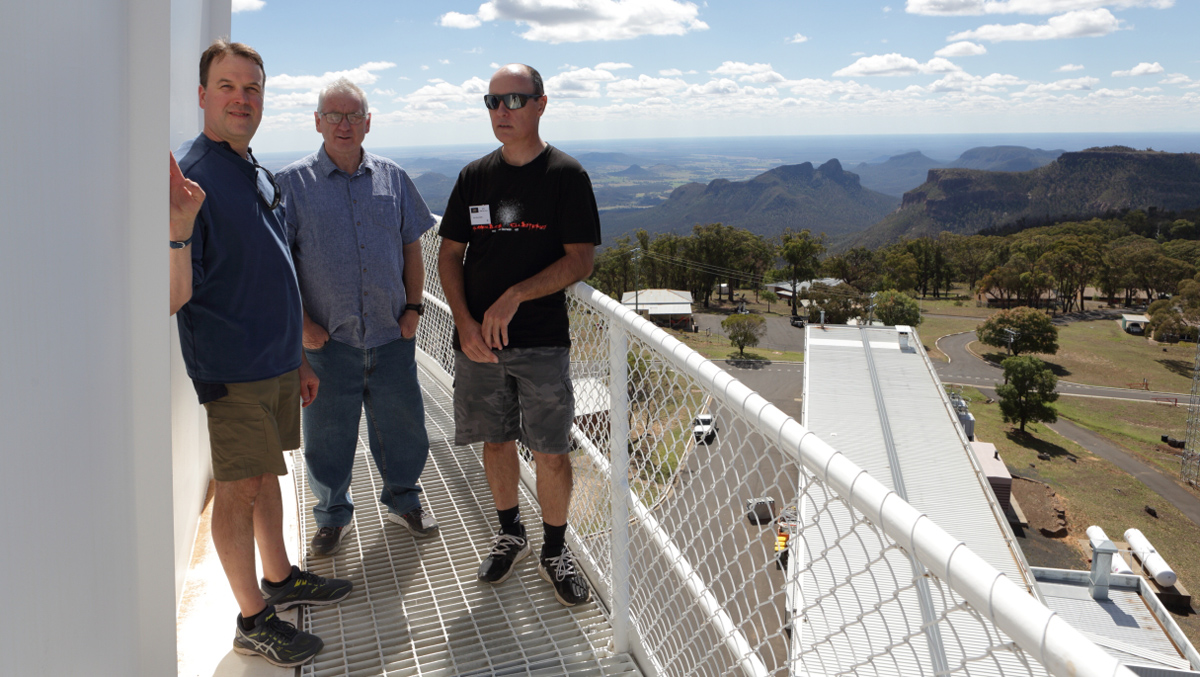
[571,282,1135,677]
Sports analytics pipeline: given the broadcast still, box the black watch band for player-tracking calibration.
[169,234,194,249]
[404,303,425,316]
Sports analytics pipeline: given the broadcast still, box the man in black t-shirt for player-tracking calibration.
[438,63,601,607]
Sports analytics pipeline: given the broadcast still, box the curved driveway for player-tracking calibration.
[935,331,1188,403]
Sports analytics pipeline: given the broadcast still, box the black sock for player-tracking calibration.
[264,565,297,588]
[542,522,567,560]
[238,606,268,631]
[498,506,522,536]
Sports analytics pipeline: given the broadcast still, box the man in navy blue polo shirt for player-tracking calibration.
[277,77,438,556]
[169,39,351,668]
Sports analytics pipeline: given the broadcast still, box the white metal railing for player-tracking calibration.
[416,228,1132,677]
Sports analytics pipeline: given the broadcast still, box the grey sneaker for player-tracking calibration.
[389,507,438,537]
[233,606,323,667]
[538,545,591,607]
[310,523,354,556]
[260,566,353,611]
[478,526,531,584]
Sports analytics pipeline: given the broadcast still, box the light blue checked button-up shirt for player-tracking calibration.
[278,146,436,350]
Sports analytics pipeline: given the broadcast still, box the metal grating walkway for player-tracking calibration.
[293,363,642,677]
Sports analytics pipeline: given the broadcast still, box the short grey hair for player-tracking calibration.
[317,77,369,114]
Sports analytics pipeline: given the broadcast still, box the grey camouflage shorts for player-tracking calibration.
[453,346,575,454]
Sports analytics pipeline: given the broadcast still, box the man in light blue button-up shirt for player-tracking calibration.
[278,77,438,556]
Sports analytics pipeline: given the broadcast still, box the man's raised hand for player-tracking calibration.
[170,152,205,242]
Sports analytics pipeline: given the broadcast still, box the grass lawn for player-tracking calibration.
[965,387,1200,647]
[916,295,995,318]
[670,327,805,363]
[1054,396,1193,487]
[975,319,1195,394]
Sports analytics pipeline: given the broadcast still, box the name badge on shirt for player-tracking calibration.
[469,205,492,225]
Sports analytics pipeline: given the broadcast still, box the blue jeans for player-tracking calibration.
[303,336,429,528]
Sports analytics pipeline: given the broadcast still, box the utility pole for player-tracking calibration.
[866,292,878,327]
[630,247,642,314]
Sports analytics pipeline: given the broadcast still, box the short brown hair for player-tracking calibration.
[199,38,264,88]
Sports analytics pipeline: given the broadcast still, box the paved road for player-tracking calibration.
[693,313,806,354]
[935,331,1188,403]
[975,386,1200,531]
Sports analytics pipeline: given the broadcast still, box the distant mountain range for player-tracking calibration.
[413,172,454,215]
[853,146,1063,197]
[599,159,899,241]
[853,147,1200,247]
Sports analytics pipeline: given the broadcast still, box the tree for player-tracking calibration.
[996,356,1058,433]
[761,289,779,314]
[976,306,1059,356]
[874,290,922,327]
[721,314,767,357]
[778,229,825,316]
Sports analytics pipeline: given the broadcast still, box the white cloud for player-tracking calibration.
[440,59,452,65]
[936,41,987,56]
[232,0,265,12]
[948,8,1120,42]
[489,62,502,69]
[1020,75,1100,93]
[1160,73,1194,85]
[596,62,634,70]
[373,88,398,96]
[907,0,1171,15]
[402,76,490,107]
[1056,63,1085,71]
[884,5,893,11]
[787,33,810,44]
[546,67,621,98]
[268,62,398,100]
[710,62,787,83]
[659,68,683,76]
[1112,61,1164,76]
[439,11,482,28]
[851,51,866,57]
[607,74,689,99]
[927,71,1027,92]
[833,53,962,77]
[441,0,709,43]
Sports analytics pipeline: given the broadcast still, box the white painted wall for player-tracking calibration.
[0,0,176,674]
[170,0,232,608]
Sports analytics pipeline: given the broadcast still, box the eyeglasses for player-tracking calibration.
[252,160,281,210]
[319,112,368,125]
[483,92,543,110]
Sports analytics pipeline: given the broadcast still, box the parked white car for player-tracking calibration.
[693,414,718,444]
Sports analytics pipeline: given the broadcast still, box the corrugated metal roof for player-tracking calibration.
[800,324,1041,676]
[1037,579,1191,672]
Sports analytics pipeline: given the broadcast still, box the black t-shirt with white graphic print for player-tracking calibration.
[440,145,602,349]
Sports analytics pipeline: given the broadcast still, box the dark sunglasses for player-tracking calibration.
[246,151,280,210]
[252,159,281,211]
[483,92,543,110]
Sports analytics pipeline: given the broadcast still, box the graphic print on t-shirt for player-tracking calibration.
[472,198,547,233]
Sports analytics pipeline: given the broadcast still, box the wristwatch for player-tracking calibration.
[169,234,193,249]
[404,303,425,316]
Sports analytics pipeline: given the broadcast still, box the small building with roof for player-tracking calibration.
[621,289,694,330]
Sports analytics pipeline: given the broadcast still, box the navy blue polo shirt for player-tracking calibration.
[175,133,302,384]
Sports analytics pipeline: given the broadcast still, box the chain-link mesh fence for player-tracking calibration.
[415,228,1128,677]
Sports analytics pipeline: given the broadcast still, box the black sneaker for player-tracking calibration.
[389,506,439,537]
[538,545,591,607]
[310,523,354,556]
[478,525,531,584]
[233,606,323,668]
[261,566,353,611]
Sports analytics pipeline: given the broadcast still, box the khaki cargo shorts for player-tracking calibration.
[203,370,301,482]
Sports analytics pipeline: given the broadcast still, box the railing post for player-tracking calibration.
[609,325,631,654]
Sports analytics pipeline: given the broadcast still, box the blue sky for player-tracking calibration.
[233,0,1200,153]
